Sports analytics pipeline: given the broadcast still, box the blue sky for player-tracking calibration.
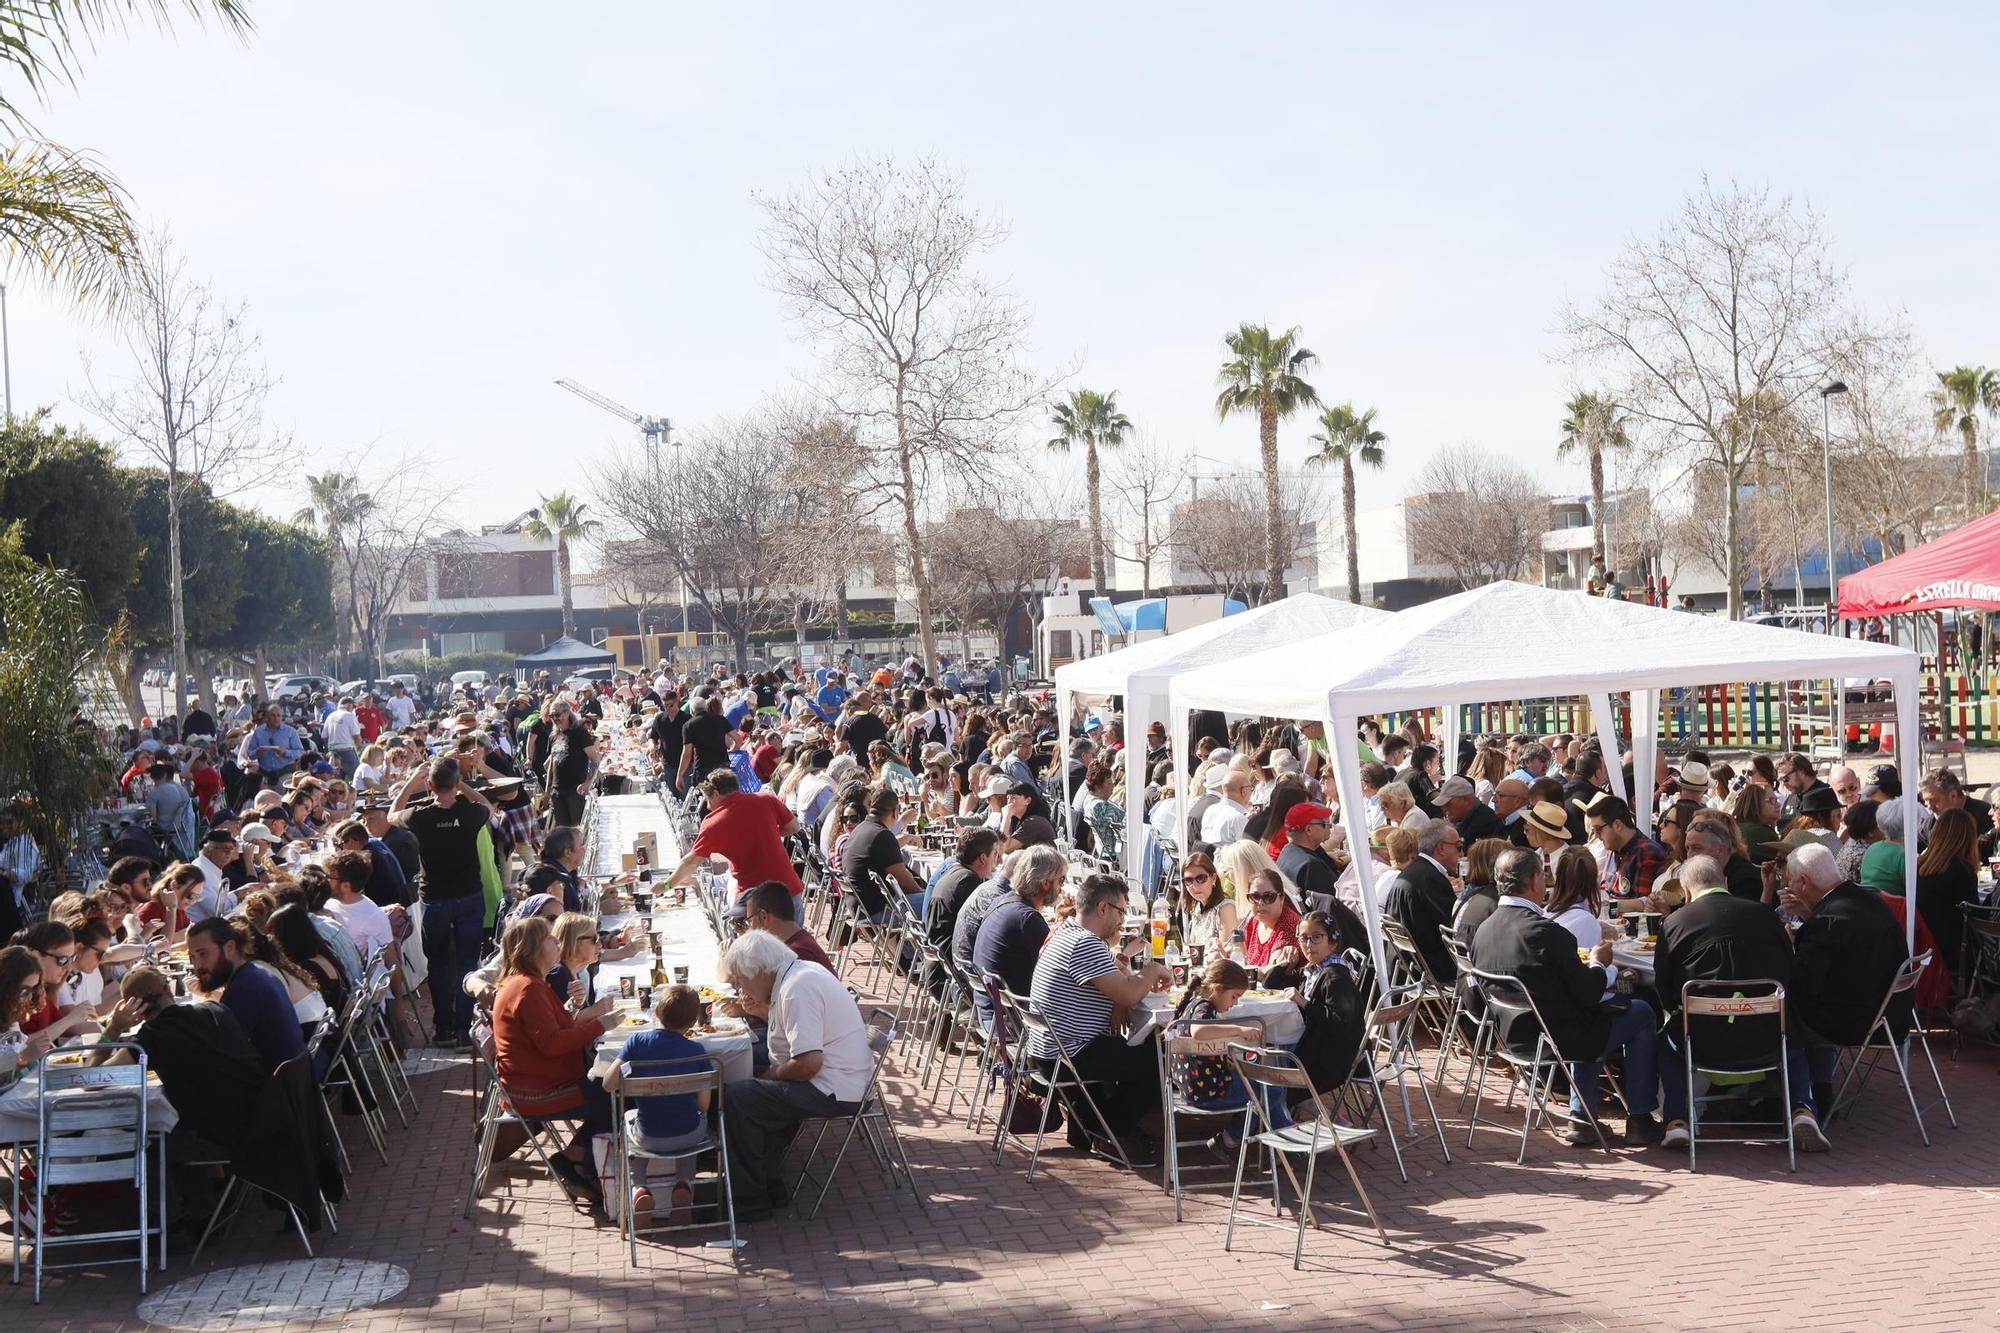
[10,3,1994,528]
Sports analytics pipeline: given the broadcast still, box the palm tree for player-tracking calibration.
[1931,366,2000,517]
[1556,391,1633,566]
[1304,404,1387,604]
[1215,324,1319,603]
[1046,388,1132,598]
[295,471,375,674]
[523,492,600,640]
[0,3,251,310]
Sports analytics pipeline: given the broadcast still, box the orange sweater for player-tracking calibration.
[492,974,604,1109]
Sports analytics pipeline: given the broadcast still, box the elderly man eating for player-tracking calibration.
[719,930,875,1220]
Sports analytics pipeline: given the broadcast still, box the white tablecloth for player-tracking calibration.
[0,1062,178,1146]
[588,900,754,1084]
[1135,990,1305,1048]
[1610,939,1659,982]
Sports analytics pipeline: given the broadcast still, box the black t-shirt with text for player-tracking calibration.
[551,722,596,791]
[401,799,489,899]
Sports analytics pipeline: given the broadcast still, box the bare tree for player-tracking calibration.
[1828,323,1959,559]
[591,409,811,669]
[927,484,1089,666]
[341,470,467,678]
[757,157,1051,672]
[85,235,292,718]
[1104,434,1193,598]
[1564,181,1860,618]
[1171,471,1321,604]
[1404,446,1547,590]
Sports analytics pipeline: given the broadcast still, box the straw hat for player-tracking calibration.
[1521,801,1571,842]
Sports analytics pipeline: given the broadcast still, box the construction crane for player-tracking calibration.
[553,378,672,467]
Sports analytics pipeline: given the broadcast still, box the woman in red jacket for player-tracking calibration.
[491,916,618,1201]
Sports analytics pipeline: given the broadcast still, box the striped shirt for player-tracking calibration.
[1028,922,1120,1059]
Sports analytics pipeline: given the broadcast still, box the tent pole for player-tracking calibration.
[1896,677,1919,954]
[1588,691,1627,805]
[1632,689,1658,835]
[1329,709,1390,972]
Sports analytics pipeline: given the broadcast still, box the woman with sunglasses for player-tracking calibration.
[0,945,60,1087]
[1175,850,1237,960]
[12,920,100,1040]
[1241,868,1304,973]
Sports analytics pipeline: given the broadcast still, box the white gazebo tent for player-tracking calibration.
[1053,593,1389,884]
[1164,581,1925,968]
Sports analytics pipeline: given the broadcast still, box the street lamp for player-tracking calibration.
[1819,381,1848,628]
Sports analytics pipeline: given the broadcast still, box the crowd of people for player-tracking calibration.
[2,643,1990,1251]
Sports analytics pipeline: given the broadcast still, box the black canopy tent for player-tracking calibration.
[513,635,615,677]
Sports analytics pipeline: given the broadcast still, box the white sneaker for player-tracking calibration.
[1661,1119,1690,1149]
[1791,1106,1830,1153]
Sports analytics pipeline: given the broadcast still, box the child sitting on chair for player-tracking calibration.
[604,983,713,1227]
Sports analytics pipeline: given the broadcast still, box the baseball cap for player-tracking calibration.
[1283,802,1334,831]
[238,822,280,845]
[981,775,1011,798]
[1437,775,1476,802]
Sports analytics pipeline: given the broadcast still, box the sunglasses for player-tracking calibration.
[37,950,76,968]
[1247,892,1281,904]
[1183,873,1214,885]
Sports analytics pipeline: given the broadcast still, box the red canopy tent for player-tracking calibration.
[1837,509,2000,619]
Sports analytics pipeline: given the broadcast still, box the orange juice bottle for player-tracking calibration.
[1149,901,1169,958]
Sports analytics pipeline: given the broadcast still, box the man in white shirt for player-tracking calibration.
[324,695,363,780]
[323,848,394,959]
[190,829,242,923]
[1199,767,1253,846]
[719,930,874,1220]
[383,684,417,732]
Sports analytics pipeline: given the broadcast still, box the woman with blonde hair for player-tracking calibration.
[547,912,602,1011]
[1213,838,1301,915]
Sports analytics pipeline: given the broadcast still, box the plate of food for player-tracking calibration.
[697,985,731,1002]
[1241,989,1287,1002]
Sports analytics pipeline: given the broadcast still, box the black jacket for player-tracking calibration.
[1722,854,1765,903]
[1293,959,1365,1092]
[1470,902,1612,1061]
[1791,882,1912,1045]
[1655,890,1793,1016]
[926,863,986,951]
[1452,883,1500,954]
[1384,856,1457,982]
[1561,778,1599,844]
[1276,843,1340,913]
[233,1050,345,1233]
[1455,801,1506,848]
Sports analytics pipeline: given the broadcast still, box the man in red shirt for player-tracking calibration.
[667,770,804,898]
[355,693,386,744]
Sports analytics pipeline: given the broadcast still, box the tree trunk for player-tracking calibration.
[254,644,269,704]
[1724,467,1743,621]
[1589,447,1607,566]
[895,383,939,672]
[1259,400,1284,604]
[1086,438,1106,597]
[557,538,576,639]
[1965,430,1981,519]
[167,477,190,721]
[116,649,155,728]
[1342,454,1361,604]
[193,652,216,717]
[834,580,850,639]
[1139,496,1153,599]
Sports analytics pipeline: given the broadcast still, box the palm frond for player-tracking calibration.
[0,1,253,132]
[0,136,138,306]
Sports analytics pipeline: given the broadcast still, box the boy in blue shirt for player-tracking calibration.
[604,984,713,1227]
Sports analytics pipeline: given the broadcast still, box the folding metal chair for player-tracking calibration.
[992,988,1134,1180]
[1827,949,1958,1146]
[1223,1043,1388,1268]
[1679,979,1795,1172]
[1347,984,1453,1181]
[461,1040,588,1219]
[1380,918,1452,1041]
[189,1053,328,1266]
[1434,927,1483,1083]
[1461,966,1610,1162]
[610,1055,737,1265]
[1156,1033,1265,1221]
[21,1044,162,1302]
[1956,903,2000,1005]
[790,1007,927,1218]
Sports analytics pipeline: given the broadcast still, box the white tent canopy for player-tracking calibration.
[1053,592,1389,884]
[1165,581,1925,965]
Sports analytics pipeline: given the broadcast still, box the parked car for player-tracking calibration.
[268,673,339,702]
[450,670,489,689]
[562,666,637,691]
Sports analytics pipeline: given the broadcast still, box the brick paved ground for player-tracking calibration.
[9,978,1998,1332]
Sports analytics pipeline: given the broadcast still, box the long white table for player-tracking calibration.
[0,1061,178,1146]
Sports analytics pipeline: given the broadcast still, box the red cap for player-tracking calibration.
[1283,802,1334,831]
